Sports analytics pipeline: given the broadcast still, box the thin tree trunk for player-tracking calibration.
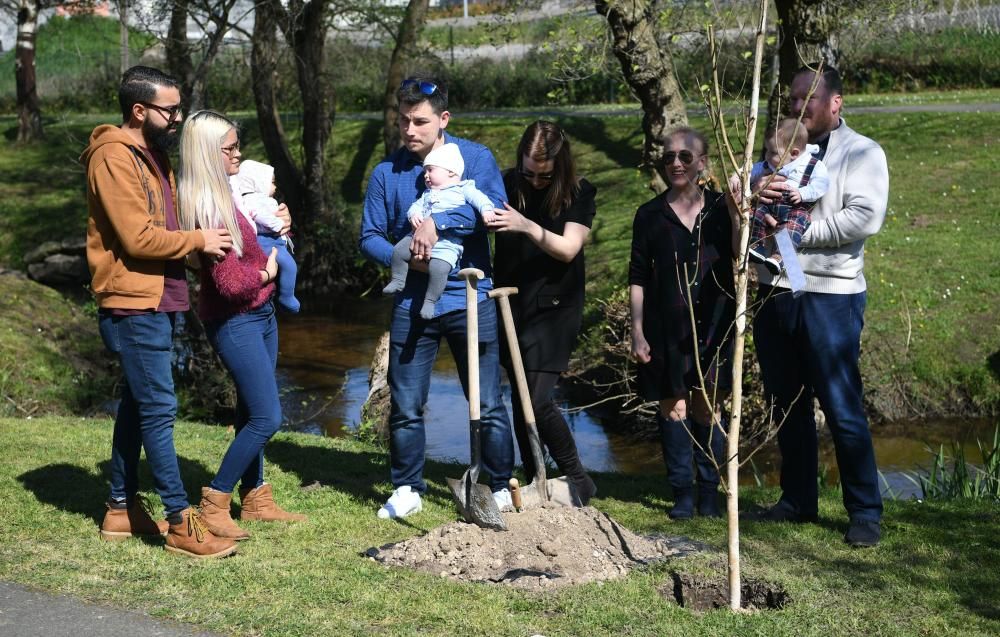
[250,0,303,216]
[166,0,198,110]
[705,0,770,611]
[383,0,431,157]
[595,0,686,193]
[118,0,129,76]
[286,0,333,230]
[15,0,43,142]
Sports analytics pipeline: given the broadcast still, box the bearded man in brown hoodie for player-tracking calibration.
[83,66,238,558]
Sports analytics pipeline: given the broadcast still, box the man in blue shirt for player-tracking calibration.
[359,76,514,519]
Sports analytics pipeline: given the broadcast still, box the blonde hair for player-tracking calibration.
[177,110,243,256]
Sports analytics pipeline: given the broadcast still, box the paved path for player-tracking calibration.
[0,581,224,637]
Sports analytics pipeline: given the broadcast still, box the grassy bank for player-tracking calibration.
[0,274,113,417]
[1,101,997,419]
[1,417,998,636]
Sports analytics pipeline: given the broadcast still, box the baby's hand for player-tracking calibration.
[785,187,802,205]
[481,208,497,224]
[409,216,423,231]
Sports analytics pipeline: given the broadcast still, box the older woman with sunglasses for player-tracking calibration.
[177,110,306,542]
[488,120,598,505]
[628,126,739,520]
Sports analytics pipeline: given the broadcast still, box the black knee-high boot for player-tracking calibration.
[659,414,694,519]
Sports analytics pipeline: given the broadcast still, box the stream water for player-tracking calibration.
[273,296,992,500]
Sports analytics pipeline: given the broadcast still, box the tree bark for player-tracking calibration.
[15,0,43,142]
[166,0,237,113]
[250,0,304,216]
[595,0,687,194]
[117,0,129,76]
[166,0,197,108]
[284,0,334,232]
[767,0,852,132]
[382,0,430,157]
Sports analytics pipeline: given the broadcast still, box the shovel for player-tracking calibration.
[488,286,579,509]
[446,268,507,531]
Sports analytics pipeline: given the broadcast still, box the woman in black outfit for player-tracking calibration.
[489,121,597,504]
[629,126,739,520]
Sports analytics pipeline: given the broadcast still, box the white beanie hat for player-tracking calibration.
[230,159,274,196]
[423,143,464,177]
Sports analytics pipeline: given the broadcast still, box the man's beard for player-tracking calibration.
[143,119,179,153]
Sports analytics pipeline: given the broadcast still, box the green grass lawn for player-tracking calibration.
[1,417,998,636]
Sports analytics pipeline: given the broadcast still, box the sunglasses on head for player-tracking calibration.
[663,150,699,165]
[400,79,438,96]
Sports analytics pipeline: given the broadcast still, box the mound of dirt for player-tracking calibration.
[367,505,706,591]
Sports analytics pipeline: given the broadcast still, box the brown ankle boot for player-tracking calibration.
[165,507,238,559]
[198,487,250,540]
[239,483,307,522]
[99,497,169,541]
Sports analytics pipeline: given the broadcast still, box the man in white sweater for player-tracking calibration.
[753,65,889,547]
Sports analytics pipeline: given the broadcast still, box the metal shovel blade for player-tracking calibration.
[513,475,579,510]
[446,475,507,531]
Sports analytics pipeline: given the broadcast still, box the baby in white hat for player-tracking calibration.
[382,143,497,319]
[230,159,300,313]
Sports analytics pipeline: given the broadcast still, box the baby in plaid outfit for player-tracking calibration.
[746,118,830,274]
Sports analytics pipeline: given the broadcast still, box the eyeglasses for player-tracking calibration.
[140,101,182,122]
[400,79,439,96]
[663,150,701,165]
[519,169,553,182]
[221,141,241,156]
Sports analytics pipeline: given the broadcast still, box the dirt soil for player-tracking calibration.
[367,505,706,591]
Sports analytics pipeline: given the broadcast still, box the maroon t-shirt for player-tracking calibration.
[110,149,189,316]
[148,150,189,313]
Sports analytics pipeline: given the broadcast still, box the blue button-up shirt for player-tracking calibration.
[359,132,506,317]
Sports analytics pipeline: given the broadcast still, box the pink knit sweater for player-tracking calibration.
[198,212,275,322]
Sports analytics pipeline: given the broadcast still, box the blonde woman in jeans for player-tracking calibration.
[178,110,305,541]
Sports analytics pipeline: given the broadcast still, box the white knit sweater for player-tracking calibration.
[756,118,889,294]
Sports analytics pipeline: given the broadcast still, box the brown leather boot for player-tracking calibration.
[198,487,250,540]
[99,497,169,541]
[165,507,238,559]
[239,483,307,522]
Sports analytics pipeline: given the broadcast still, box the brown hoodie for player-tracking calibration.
[82,124,205,310]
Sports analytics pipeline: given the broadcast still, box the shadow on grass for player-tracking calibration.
[18,463,106,527]
[742,500,1000,622]
[265,438,389,506]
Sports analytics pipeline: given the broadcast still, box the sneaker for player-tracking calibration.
[492,488,513,512]
[845,518,881,548]
[749,247,782,275]
[377,486,422,519]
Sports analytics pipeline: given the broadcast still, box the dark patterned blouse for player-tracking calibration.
[628,189,736,399]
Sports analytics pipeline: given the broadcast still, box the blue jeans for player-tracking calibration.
[387,299,513,493]
[99,311,189,516]
[754,286,883,522]
[257,234,299,313]
[205,302,282,493]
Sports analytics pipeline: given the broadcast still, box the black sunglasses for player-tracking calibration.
[663,150,698,165]
[140,101,182,122]
[400,79,439,96]
[519,169,553,182]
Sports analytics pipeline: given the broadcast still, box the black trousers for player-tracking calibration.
[506,368,586,484]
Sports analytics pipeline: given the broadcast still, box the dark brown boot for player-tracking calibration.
[239,483,307,522]
[165,507,238,559]
[99,498,169,541]
[198,487,250,540]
